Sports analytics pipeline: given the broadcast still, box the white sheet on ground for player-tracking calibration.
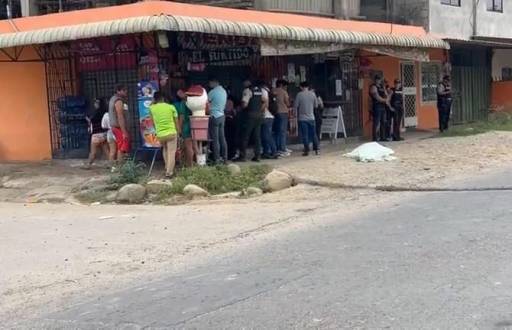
[344,142,397,162]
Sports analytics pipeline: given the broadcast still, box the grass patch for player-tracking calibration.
[109,160,147,188]
[159,164,271,199]
[440,113,512,137]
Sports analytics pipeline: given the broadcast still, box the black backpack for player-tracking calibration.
[269,90,279,116]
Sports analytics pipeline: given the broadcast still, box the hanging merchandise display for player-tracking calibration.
[137,81,160,148]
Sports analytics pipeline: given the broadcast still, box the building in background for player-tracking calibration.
[14,0,362,19]
[358,0,512,120]
[178,0,361,19]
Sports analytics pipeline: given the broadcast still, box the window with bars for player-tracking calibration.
[441,0,461,6]
[421,63,441,102]
[487,0,503,12]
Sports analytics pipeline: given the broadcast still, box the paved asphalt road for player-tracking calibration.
[21,172,512,329]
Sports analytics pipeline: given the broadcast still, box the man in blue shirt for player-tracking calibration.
[208,77,228,163]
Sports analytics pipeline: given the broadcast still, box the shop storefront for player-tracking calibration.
[0,0,449,161]
[39,31,365,158]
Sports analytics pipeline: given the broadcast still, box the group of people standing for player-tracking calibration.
[369,75,405,142]
[370,73,453,141]
[215,77,324,162]
[85,77,326,176]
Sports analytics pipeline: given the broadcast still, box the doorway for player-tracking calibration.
[401,62,417,127]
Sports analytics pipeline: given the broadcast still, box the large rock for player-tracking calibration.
[146,180,173,194]
[262,170,294,192]
[183,184,208,198]
[116,184,146,204]
[227,164,242,176]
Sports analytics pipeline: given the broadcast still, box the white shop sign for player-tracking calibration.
[320,106,347,142]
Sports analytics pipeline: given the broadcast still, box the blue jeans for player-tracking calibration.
[261,118,277,156]
[298,120,319,152]
[210,115,228,162]
[372,106,387,141]
[274,113,288,152]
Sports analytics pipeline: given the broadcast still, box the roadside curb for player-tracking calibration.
[294,177,512,193]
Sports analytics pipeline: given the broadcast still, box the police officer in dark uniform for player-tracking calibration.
[389,79,404,141]
[437,75,452,132]
[234,79,265,162]
[369,75,388,142]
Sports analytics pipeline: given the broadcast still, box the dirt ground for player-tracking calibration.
[278,131,512,189]
[3,131,512,204]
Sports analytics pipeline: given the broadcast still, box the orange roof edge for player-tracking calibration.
[0,1,431,38]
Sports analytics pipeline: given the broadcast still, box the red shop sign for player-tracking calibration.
[72,36,137,72]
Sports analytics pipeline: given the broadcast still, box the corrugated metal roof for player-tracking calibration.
[0,14,449,50]
[447,37,512,48]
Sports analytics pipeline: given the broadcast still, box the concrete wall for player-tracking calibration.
[0,47,51,162]
[492,49,512,81]
[359,0,428,27]
[474,1,512,39]
[392,0,428,27]
[428,1,473,39]
[491,49,512,111]
[429,0,512,39]
[257,0,334,16]
[491,81,512,111]
[334,0,361,19]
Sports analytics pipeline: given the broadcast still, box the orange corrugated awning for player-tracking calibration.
[0,1,449,49]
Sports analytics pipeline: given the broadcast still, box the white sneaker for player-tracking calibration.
[286,148,293,153]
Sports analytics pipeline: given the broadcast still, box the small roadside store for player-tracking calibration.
[0,1,449,161]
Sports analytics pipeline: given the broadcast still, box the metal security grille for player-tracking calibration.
[450,46,491,124]
[401,62,417,127]
[43,34,160,158]
[80,69,140,148]
[42,44,82,158]
[340,58,362,136]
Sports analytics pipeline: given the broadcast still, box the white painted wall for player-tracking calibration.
[492,49,512,81]
[428,0,474,39]
[429,0,512,40]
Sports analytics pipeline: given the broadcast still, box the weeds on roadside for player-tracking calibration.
[441,113,512,137]
[159,164,271,199]
[109,160,146,188]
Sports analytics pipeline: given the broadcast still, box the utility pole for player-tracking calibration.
[472,0,478,37]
